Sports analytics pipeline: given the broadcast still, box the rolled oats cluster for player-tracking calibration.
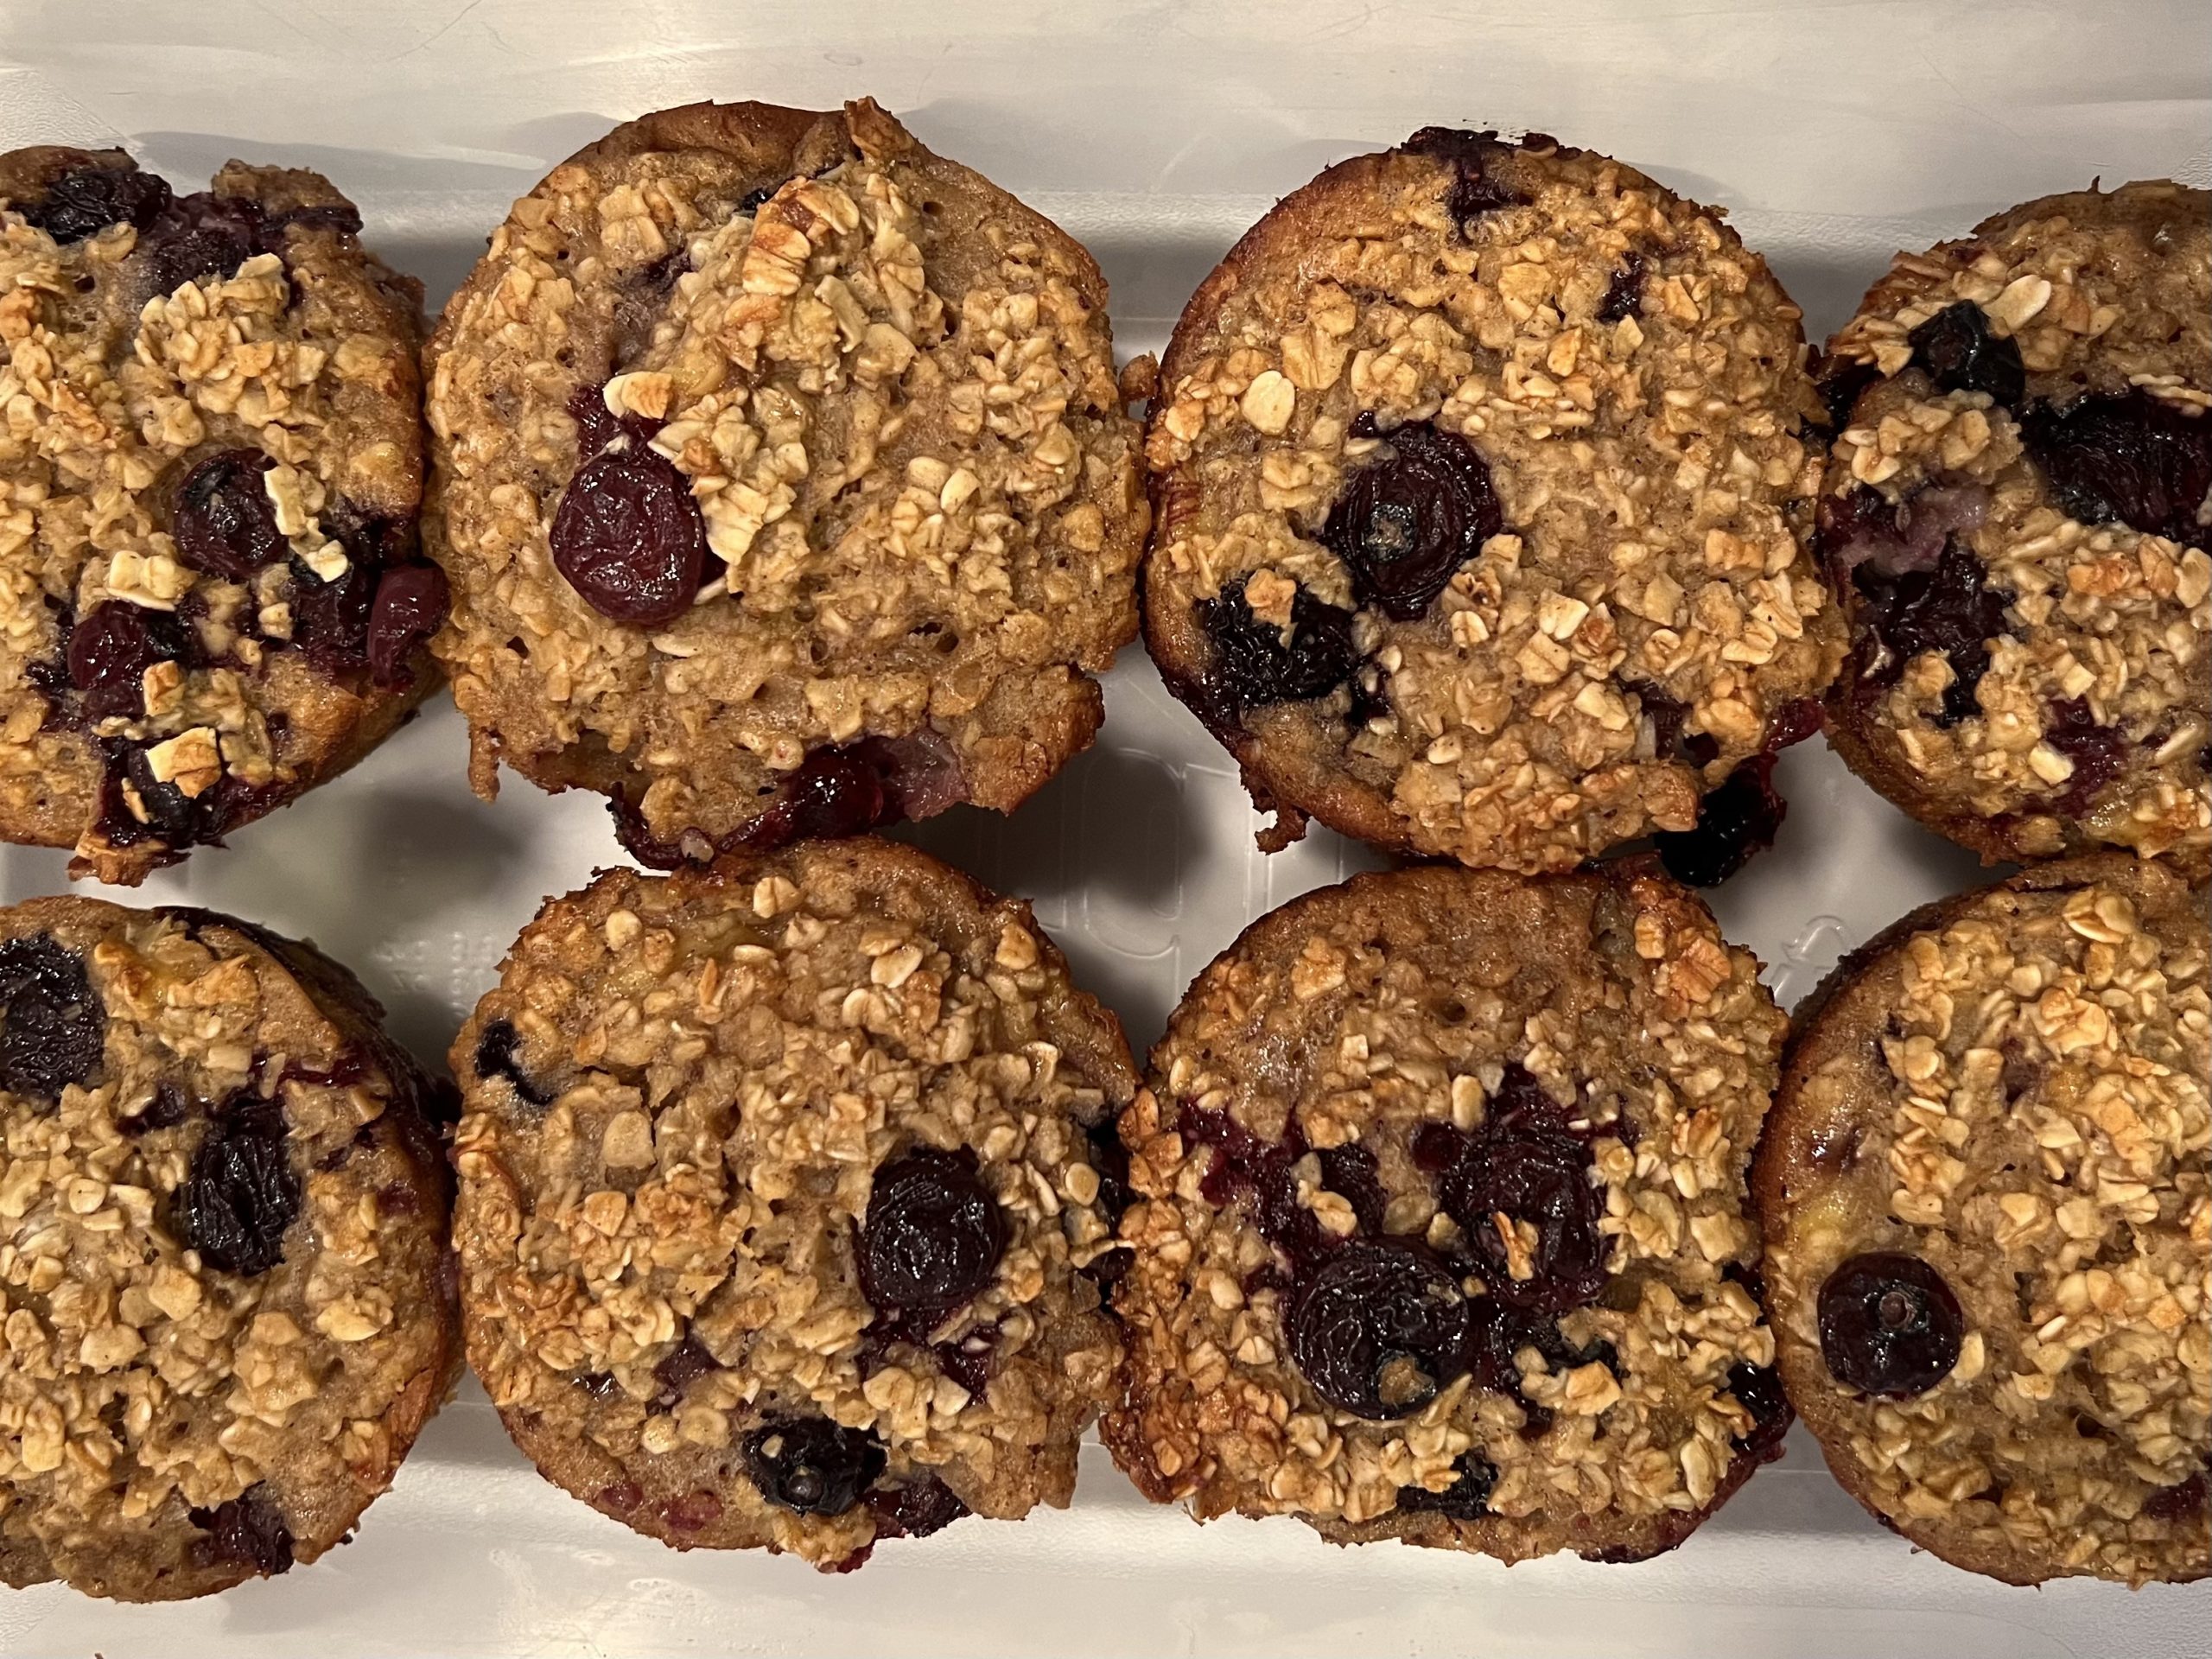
[0,146,442,886]
[425,99,1146,866]
[1758,856,2209,1586]
[1105,862,1791,1563]
[1142,128,1841,872]
[1817,181,2211,877]
[450,837,1135,1569]
[0,897,459,1600]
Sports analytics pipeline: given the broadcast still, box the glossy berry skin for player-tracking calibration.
[1817,1252,1965,1398]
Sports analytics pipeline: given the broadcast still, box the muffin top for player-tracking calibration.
[426,99,1146,863]
[1107,861,1790,1563]
[0,899,456,1600]
[0,147,439,885]
[1142,128,1841,872]
[450,838,1135,1568]
[1758,855,2209,1586]
[1817,180,2210,875]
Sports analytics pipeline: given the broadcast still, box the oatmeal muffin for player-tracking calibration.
[1105,861,1792,1563]
[1756,856,2209,1586]
[425,99,1146,866]
[450,837,1135,1568]
[0,147,446,886]
[0,897,459,1600]
[1816,181,2211,878]
[1142,128,1841,874]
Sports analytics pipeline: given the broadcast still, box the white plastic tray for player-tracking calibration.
[3,3,2208,1654]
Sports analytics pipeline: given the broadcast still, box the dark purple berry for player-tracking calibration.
[740,742,899,850]
[188,1485,294,1577]
[365,563,448,688]
[865,1474,969,1540]
[1314,1143,1387,1237]
[135,191,341,297]
[1725,1360,1792,1459]
[549,442,706,627]
[859,1147,1007,1320]
[933,1325,998,1397]
[1180,1108,1332,1274]
[2141,1470,2207,1524]
[742,1418,887,1516]
[1286,1238,1471,1421]
[651,1333,717,1409]
[1818,1252,1964,1398]
[1851,540,2013,727]
[1815,356,1882,432]
[1400,128,1529,231]
[473,1018,553,1108]
[1196,578,1357,716]
[2020,391,2211,551]
[290,560,378,676]
[1597,252,1647,324]
[1906,302,2025,408]
[118,1084,192,1136]
[2040,696,2128,817]
[1656,753,1784,888]
[66,601,193,721]
[1819,482,1992,583]
[173,450,284,580]
[0,934,107,1103]
[1396,1448,1498,1519]
[1322,416,1504,621]
[19,163,173,245]
[1433,1065,1605,1315]
[735,181,785,216]
[175,1096,300,1276]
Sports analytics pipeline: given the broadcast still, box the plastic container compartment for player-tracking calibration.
[2,3,2206,1654]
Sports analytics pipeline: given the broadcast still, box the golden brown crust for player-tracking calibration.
[1142,130,1841,868]
[0,148,436,885]
[1756,855,2210,1586]
[424,99,1144,857]
[450,837,1135,1568]
[1106,860,1789,1563]
[0,898,458,1601]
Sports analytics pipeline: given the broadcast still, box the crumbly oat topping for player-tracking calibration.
[1105,862,1789,1562]
[0,149,432,884]
[0,899,456,1601]
[1143,131,1840,870]
[450,838,1134,1568]
[1821,181,2211,872]
[1763,858,2210,1586]
[425,99,1145,855]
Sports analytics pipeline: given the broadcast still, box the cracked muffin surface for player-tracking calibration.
[0,146,442,886]
[424,99,1145,866]
[1141,127,1841,871]
[1758,856,2209,1586]
[1816,181,2211,878]
[1105,861,1791,1563]
[450,837,1135,1569]
[0,897,458,1600]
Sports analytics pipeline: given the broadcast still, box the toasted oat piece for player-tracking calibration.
[0,898,458,1600]
[1105,860,1791,1563]
[1815,181,2211,879]
[0,147,442,886]
[1141,128,1842,874]
[424,99,1146,866]
[450,837,1135,1569]
[1756,855,2209,1586]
